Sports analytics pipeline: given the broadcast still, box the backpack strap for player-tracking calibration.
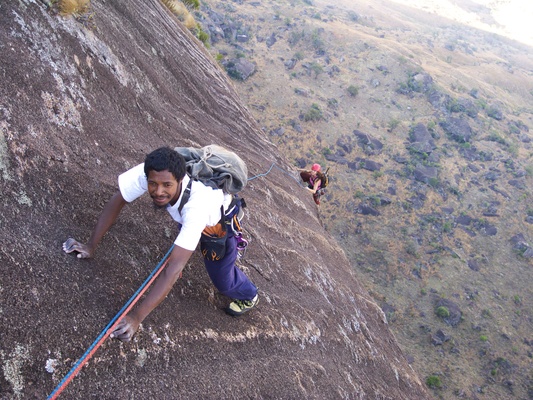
[178,179,193,214]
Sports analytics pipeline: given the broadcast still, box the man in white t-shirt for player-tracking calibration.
[63,147,259,342]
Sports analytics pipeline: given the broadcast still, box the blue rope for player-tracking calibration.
[47,245,175,399]
[248,163,305,186]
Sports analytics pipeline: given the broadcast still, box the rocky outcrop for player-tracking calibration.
[0,1,428,399]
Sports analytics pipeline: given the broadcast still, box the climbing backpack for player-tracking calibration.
[320,167,330,189]
[174,144,248,194]
[175,145,249,260]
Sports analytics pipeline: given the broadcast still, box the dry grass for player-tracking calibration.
[161,0,196,28]
[58,0,90,16]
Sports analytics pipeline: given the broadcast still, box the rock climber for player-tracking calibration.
[63,146,259,342]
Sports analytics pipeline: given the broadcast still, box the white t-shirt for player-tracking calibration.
[118,163,233,251]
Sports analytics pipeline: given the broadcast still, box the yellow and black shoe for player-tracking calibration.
[225,294,259,316]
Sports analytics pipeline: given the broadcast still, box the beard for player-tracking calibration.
[151,197,169,210]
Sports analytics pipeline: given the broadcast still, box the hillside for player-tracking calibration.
[201,0,533,398]
[0,0,430,399]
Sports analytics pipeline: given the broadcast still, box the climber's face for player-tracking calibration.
[147,169,182,208]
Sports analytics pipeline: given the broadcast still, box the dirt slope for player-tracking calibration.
[0,1,430,399]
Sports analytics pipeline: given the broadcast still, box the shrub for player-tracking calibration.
[435,306,450,318]
[303,103,323,122]
[321,147,332,156]
[442,221,452,233]
[428,177,440,188]
[288,30,305,47]
[310,62,323,78]
[182,0,200,9]
[161,0,203,39]
[311,29,325,53]
[196,25,210,46]
[426,375,442,389]
[58,0,90,15]
[387,118,400,131]
[480,335,488,342]
[347,85,359,97]
[294,52,305,61]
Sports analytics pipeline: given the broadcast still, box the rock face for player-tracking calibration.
[0,1,429,399]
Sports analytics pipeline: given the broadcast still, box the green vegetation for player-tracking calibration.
[310,62,324,78]
[428,177,440,188]
[370,195,381,206]
[405,242,418,257]
[480,335,488,342]
[303,103,323,122]
[195,24,210,47]
[288,30,305,47]
[347,85,359,97]
[435,306,450,318]
[442,221,452,233]
[487,131,507,145]
[311,29,325,53]
[387,118,400,132]
[327,98,338,109]
[426,375,442,389]
[182,0,199,8]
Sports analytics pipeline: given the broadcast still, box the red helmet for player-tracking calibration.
[311,163,321,171]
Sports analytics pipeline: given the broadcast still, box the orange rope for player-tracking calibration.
[48,254,172,399]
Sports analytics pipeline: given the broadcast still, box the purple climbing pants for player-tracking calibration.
[203,234,257,301]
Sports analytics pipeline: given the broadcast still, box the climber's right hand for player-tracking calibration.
[62,238,95,259]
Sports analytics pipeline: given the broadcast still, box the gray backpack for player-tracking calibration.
[174,144,248,195]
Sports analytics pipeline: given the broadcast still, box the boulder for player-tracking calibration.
[440,117,474,143]
[408,123,436,154]
[353,130,384,155]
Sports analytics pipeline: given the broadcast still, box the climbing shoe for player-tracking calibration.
[225,294,259,316]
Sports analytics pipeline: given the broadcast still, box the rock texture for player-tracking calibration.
[0,1,429,399]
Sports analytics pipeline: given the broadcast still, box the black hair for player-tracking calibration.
[144,147,186,181]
